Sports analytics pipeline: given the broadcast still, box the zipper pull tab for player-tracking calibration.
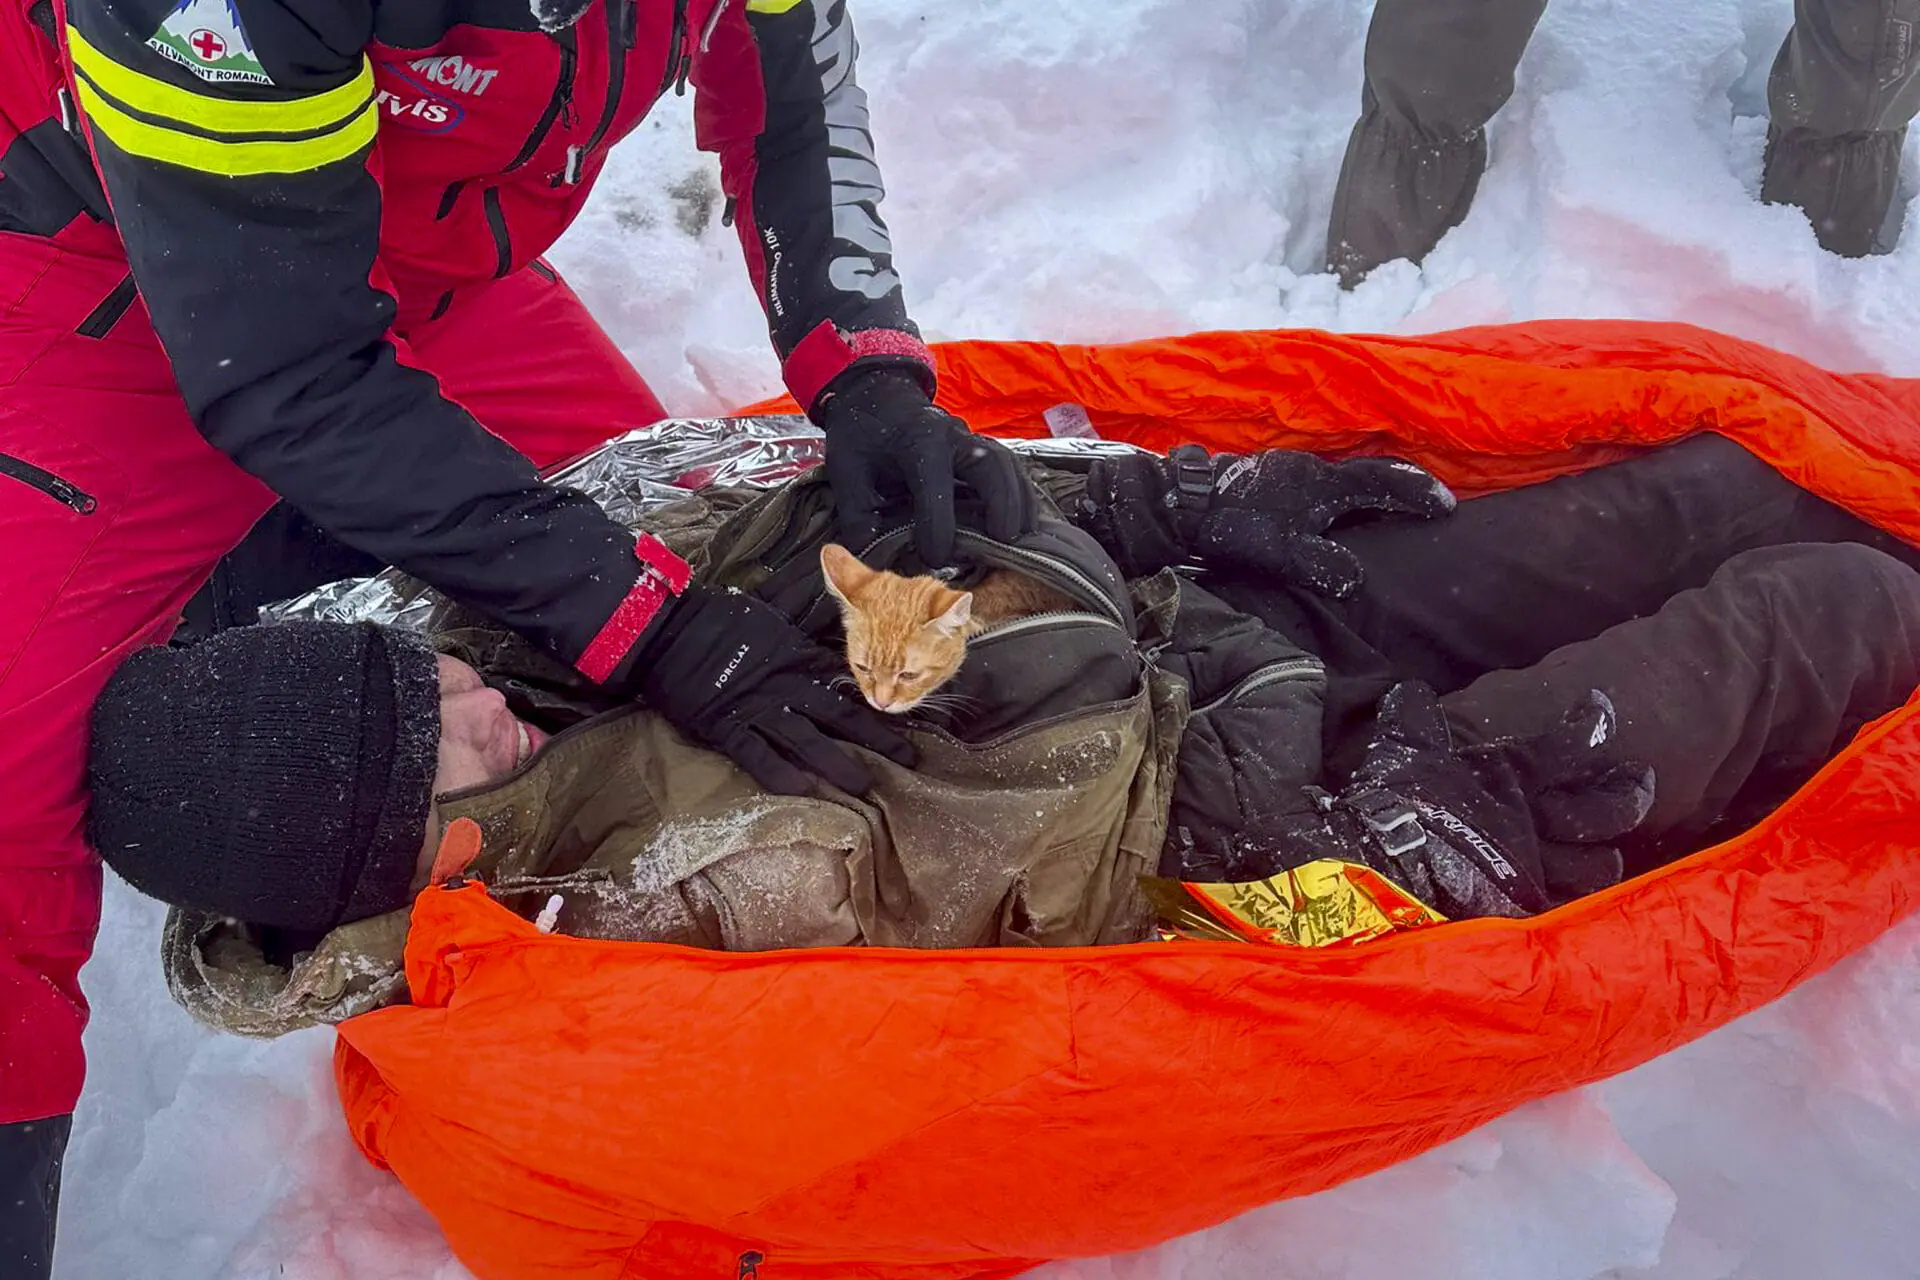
[562,145,584,186]
[618,0,638,48]
[699,0,729,52]
[674,52,691,95]
[52,476,96,513]
[721,196,736,228]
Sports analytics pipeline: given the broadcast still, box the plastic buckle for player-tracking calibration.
[1348,788,1428,859]
[1169,442,1214,514]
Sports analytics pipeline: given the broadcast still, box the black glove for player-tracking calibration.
[1081,444,1456,596]
[815,367,1038,565]
[1207,681,1655,918]
[627,584,914,796]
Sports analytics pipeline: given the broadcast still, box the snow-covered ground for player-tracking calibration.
[55,0,1920,1275]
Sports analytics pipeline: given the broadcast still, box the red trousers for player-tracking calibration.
[0,226,664,1123]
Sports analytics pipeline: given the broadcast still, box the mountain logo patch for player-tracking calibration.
[147,0,272,85]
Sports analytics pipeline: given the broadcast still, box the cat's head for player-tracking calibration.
[820,543,973,714]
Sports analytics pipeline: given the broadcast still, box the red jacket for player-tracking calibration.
[1,0,934,671]
[0,0,934,1123]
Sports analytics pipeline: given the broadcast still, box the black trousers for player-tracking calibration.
[1218,435,1920,870]
[0,1115,69,1280]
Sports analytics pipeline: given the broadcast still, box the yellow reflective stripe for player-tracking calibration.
[744,0,807,12]
[67,27,371,136]
[75,79,376,176]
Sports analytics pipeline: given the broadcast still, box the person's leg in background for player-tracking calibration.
[1440,542,1920,874]
[0,236,277,1267]
[1325,0,1549,287]
[0,1116,70,1280]
[1764,0,1920,255]
[176,260,670,637]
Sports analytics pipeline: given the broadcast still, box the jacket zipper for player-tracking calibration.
[482,188,511,277]
[698,0,728,52]
[562,0,639,185]
[656,0,690,97]
[504,27,577,173]
[438,23,581,214]
[850,526,1128,627]
[970,610,1122,645]
[75,274,136,338]
[435,180,467,220]
[955,530,1129,626]
[0,452,97,514]
[1193,656,1324,715]
[645,0,692,106]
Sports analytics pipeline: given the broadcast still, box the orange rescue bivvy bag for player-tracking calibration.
[334,319,1920,1280]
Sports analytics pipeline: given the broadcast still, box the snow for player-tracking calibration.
[55,0,1920,1275]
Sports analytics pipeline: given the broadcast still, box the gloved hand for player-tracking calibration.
[814,367,1038,565]
[1081,444,1456,596]
[1206,681,1655,918]
[629,583,914,796]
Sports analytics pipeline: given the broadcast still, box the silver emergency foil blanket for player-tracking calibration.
[263,415,1145,630]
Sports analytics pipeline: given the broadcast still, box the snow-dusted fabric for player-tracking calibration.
[164,909,412,1040]
[337,322,1920,1280]
[169,474,1236,1035]
[526,0,591,33]
[90,623,440,935]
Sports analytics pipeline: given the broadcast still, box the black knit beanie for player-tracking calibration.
[87,622,442,933]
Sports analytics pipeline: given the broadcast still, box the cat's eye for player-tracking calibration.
[853,663,871,675]
[899,671,922,683]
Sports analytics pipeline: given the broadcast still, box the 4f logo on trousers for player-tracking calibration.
[738,1251,765,1279]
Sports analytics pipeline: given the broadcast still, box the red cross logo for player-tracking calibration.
[188,28,226,60]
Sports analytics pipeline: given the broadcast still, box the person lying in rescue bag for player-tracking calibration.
[83,431,1920,1036]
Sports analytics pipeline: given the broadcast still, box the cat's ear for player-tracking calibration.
[820,543,877,605]
[929,591,973,637]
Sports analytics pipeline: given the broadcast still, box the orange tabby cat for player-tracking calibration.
[820,543,1073,713]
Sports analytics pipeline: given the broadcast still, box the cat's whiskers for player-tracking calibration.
[912,690,981,714]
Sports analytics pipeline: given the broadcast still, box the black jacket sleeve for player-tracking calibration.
[688,0,937,411]
[61,0,647,667]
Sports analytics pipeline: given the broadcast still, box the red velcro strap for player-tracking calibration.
[637,531,692,592]
[574,535,692,684]
[783,321,936,413]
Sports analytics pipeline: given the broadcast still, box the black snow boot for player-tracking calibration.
[1761,125,1908,256]
[1326,102,1491,289]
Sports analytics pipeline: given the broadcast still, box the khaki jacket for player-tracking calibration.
[167,473,1232,1036]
